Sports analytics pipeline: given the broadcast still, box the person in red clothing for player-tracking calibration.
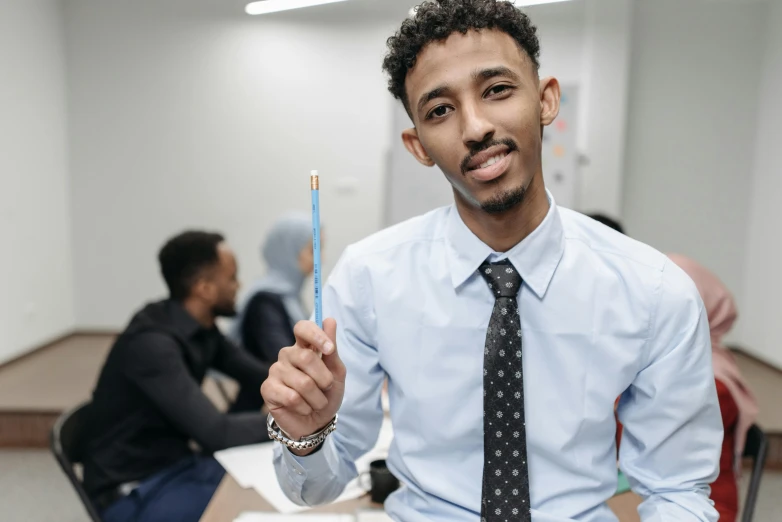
[668,254,760,522]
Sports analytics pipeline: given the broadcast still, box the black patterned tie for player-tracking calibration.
[479,260,531,522]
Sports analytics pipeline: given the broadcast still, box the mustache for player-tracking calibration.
[460,138,519,175]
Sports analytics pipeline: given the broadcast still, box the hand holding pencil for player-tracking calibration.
[260,170,346,455]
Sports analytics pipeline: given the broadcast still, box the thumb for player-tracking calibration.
[321,317,344,379]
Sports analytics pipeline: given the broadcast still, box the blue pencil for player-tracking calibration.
[310,171,323,329]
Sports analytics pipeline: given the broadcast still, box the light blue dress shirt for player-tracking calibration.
[273,195,722,522]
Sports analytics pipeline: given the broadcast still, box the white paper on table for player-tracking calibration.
[355,510,395,522]
[244,443,365,514]
[216,417,394,515]
[213,443,263,488]
[234,513,355,522]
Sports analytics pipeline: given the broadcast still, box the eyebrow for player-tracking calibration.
[473,66,521,83]
[417,85,451,114]
[416,66,521,114]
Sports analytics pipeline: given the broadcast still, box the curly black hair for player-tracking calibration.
[382,0,541,113]
[158,231,225,300]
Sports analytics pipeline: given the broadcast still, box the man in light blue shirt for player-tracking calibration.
[260,1,722,520]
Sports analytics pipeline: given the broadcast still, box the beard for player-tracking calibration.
[480,184,527,214]
[212,302,237,318]
[456,136,526,214]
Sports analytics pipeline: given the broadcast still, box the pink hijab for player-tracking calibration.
[668,254,759,472]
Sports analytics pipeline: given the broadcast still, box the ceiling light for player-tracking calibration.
[246,0,350,16]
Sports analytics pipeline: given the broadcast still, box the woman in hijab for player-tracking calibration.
[230,212,314,412]
[668,254,759,522]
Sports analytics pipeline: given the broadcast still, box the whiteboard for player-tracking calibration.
[541,85,580,209]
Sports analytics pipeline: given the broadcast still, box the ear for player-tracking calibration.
[191,276,215,302]
[402,128,436,167]
[539,77,561,127]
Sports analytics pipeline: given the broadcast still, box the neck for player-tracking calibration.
[182,298,215,328]
[265,268,305,294]
[456,176,549,253]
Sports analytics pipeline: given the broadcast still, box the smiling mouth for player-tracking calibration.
[466,151,513,183]
[472,152,508,171]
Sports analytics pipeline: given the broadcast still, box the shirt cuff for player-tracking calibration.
[277,436,339,489]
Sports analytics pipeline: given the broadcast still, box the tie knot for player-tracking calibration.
[479,260,522,299]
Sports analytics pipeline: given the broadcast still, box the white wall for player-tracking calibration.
[622,0,768,321]
[577,0,633,216]
[740,0,782,367]
[0,0,74,364]
[535,9,586,84]
[533,0,634,216]
[64,1,394,328]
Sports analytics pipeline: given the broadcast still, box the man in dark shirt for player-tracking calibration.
[83,231,269,522]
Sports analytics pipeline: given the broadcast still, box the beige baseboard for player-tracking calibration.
[0,411,60,448]
[0,329,119,371]
[730,346,782,374]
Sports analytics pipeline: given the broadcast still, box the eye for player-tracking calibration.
[486,84,513,98]
[427,105,453,120]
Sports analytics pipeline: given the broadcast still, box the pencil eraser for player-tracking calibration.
[311,170,318,177]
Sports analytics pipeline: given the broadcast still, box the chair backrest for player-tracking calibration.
[50,402,103,522]
[741,424,768,522]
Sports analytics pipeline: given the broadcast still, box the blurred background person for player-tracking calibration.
[669,254,760,522]
[586,213,624,234]
[83,231,271,522]
[229,213,315,412]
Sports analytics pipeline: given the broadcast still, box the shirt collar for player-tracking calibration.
[445,190,565,299]
[167,299,206,339]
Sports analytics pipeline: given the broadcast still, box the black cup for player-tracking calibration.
[360,459,400,504]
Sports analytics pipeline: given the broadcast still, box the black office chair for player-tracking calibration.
[741,424,768,522]
[50,402,102,522]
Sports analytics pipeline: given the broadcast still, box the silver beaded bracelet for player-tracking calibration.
[266,413,338,451]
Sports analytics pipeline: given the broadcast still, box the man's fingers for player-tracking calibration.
[287,348,334,391]
[261,379,313,416]
[323,318,337,353]
[321,318,345,381]
[279,367,329,412]
[293,320,334,355]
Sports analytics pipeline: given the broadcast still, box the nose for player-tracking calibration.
[461,100,495,147]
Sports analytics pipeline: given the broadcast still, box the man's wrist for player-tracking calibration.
[288,442,324,457]
[267,413,338,452]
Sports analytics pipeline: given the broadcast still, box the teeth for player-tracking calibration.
[478,153,506,169]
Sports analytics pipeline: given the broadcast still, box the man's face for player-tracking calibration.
[402,29,560,214]
[206,242,239,318]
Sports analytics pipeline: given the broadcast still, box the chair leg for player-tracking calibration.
[214,378,233,408]
[741,441,768,522]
